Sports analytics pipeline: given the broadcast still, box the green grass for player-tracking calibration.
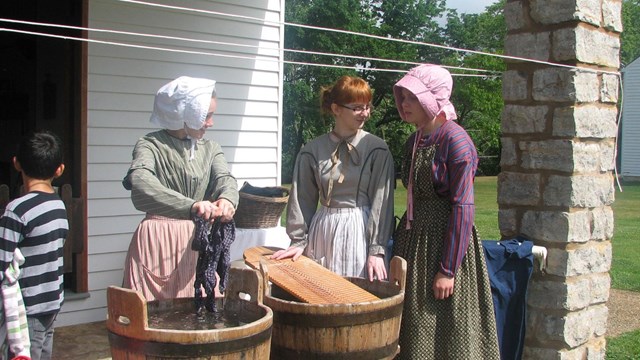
[607,181,640,358]
[607,329,640,359]
[610,181,640,292]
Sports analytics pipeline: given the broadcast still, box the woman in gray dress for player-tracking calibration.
[273,76,395,281]
[122,76,238,301]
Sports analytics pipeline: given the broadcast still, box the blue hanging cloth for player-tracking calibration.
[482,237,534,360]
[192,216,236,314]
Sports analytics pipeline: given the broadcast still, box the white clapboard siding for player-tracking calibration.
[621,58,640,179]
[56,0,284,327]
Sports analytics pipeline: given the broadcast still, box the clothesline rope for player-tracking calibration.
[0,27,494,77]
[0,18,500,75]
[114,0,621,77]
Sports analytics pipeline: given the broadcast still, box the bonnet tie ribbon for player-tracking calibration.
[406,128,423,230]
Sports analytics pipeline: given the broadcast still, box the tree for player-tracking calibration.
[444,1,506,175]
[282,0,449,181]
[621,0,640,66]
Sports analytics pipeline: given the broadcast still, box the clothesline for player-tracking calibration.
[0,18,499,76]
[0,26,494,78]
[115,0,621,77]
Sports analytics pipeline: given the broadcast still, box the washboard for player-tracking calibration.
[243,246,379,304]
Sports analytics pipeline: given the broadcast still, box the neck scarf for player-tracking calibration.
[325,130,361,206]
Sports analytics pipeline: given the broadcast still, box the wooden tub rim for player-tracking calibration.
[106,267,273,343]
[262,255,406,313]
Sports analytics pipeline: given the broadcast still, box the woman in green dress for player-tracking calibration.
[392,64,500,359]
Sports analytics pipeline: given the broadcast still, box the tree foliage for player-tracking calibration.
[282,0,506,181]
[622,0,640,66]
[444,1,506,175]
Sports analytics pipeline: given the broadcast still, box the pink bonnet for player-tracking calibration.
[393,64,457,121]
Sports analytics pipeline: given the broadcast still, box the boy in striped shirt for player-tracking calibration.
[0,131,68,360]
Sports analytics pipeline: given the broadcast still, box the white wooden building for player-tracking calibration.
[0,0,284,327]
[620,57,640,180]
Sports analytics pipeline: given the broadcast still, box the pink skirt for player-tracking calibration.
[122,214,198,301]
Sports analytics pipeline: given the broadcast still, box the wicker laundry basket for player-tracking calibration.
[234,182,289,229]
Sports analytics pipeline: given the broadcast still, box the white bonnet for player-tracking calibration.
[150,76,217,130]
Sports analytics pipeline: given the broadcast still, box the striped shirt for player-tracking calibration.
[415,120,478,277]
[0,191,68,316]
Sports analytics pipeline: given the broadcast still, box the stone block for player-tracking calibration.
[573,142,602,173]
[591,207,614,240]
[553,105,619,138]
[586,338,607,360]
[506,32,551,61]
[523,346,592,360]
[546,242,612,276]
[498,172,541,206]
[602,0,623,32]
[589,272,611,304]
[500,137,518,167]
[523,340,606,360]
[598,140,617,172]
[543,175,615,208]
[529,305,607,347]
[502,105,548,134]
[528,274,610,311]
[498,208,518,236]
[505,1,526,31]
[503,70,529,101]
[520,140,573,171]
[600,73,620,103]
[552,27,620,68]
[522,210,591,244]
[533,68,599,102]
[530,0,601,26]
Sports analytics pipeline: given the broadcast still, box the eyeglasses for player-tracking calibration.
[338,103,373,114]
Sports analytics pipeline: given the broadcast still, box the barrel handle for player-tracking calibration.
[389,256,407,291]
[258,259,270,297]
[225,267,264,306]
[106,286,148,336]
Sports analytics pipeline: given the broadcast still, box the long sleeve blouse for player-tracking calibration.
[414,120,478,277]
[122,130,239,219]
[286,131,395,256]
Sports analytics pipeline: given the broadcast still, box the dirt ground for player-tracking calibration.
[607,288,640,337]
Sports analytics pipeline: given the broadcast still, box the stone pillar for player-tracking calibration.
[500,0,621,358]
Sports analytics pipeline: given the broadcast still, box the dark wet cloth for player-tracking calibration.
[192,216,236,312]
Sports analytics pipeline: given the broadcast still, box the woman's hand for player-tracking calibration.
[271,246,304,261]
[367,255,387,281]
[212,198,235,222]
[432,271,455,300]
[191,200,219,222]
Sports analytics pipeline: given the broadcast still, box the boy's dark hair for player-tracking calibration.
[17,130,63,180]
